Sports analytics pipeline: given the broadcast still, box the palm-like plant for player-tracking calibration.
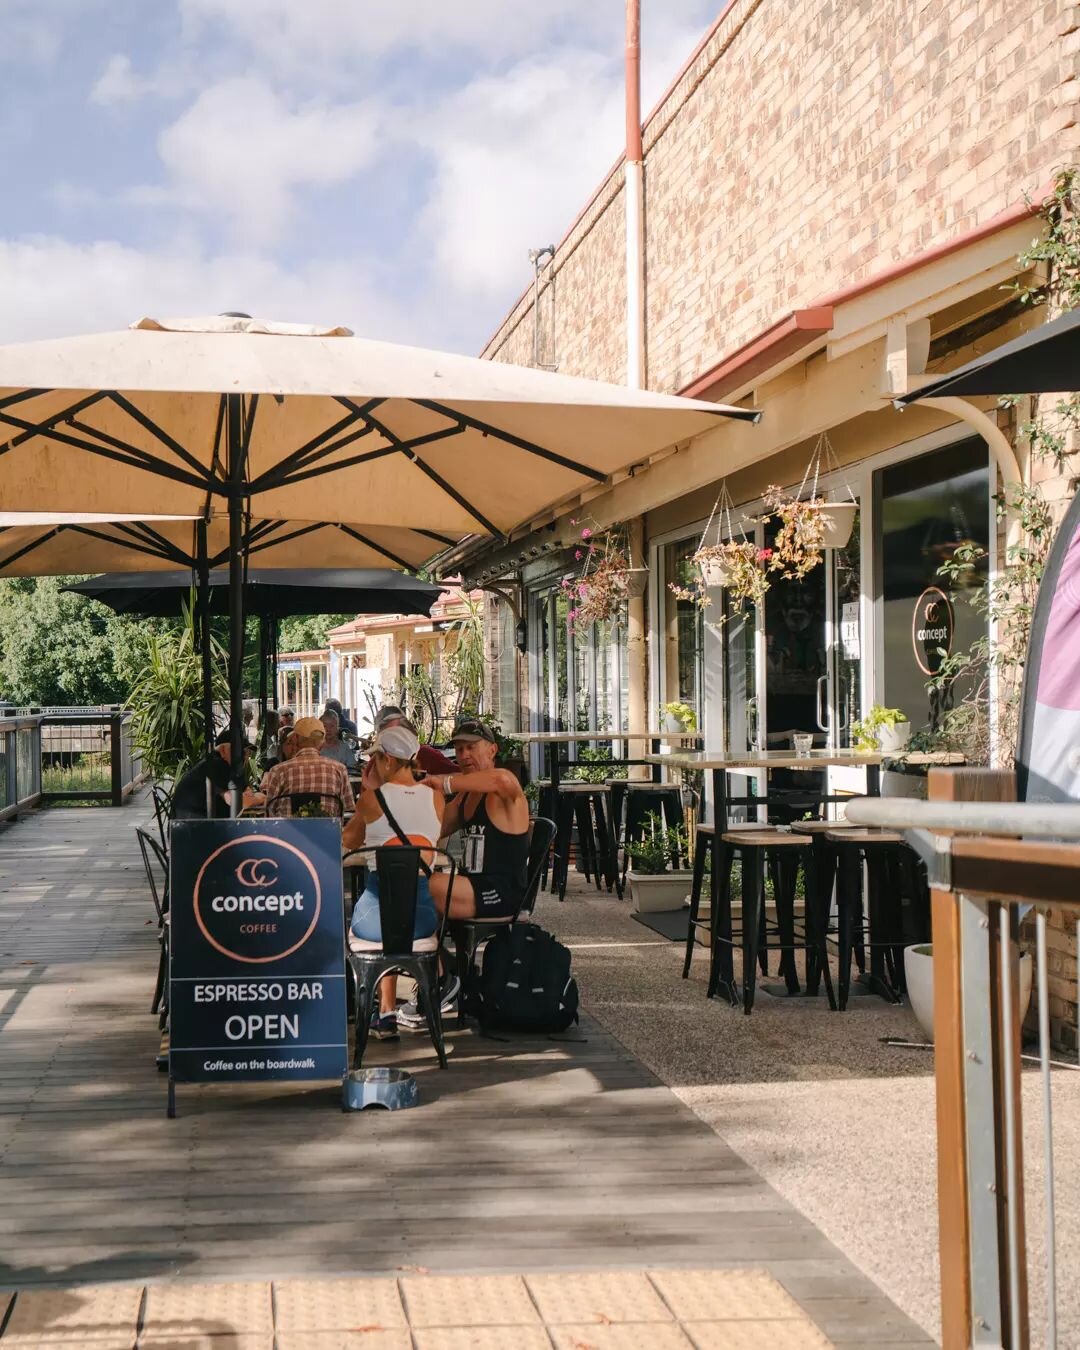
[445,591,486,717]
[127,599,229,783]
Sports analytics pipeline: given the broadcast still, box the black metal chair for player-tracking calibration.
[345,845,455,1070]
[150,784,172,851]
[266,791,346,818]
[448,817,556,1015]
[554,785,619,898]
[136,826,169,1021]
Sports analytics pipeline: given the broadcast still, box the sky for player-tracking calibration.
[0,0,720,354]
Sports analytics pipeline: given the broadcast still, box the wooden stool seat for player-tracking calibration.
[625,782,674,792]
[559,782,611,794]
[721,830,809,848]
[792,820,856,835]
[826,828,904,845]
[695,823,715,837]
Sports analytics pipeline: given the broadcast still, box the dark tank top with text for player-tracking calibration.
[460,794,528,896]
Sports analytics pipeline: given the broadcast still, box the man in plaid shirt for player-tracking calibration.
[257,717,355,817]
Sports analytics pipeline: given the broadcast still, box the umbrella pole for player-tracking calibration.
[271,616,280,711]
[226,395,246,818]
[258,615,268,725]
[196,517,215,817]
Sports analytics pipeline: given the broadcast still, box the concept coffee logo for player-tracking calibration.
[193,834,321,964]
[912,585,954,676]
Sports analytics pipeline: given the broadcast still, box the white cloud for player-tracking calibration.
[0,236,423,346]
[144,76,380,245]
[90,53,191,105]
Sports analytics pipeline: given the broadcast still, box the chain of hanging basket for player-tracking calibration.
[797,431,858,505]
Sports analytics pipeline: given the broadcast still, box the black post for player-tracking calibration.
[196,518,213,759]
[227,395,246,816]
[258,615,269,724]
[270,616,280,710]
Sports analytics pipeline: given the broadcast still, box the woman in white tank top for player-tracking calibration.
[342,724,444,1038]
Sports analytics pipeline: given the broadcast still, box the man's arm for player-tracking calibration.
[419,769,522,801]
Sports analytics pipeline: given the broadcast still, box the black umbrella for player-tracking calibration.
[67,567,446,730]
[66,567,444,620]
[895,307,1080,403]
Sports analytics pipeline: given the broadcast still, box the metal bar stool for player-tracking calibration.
[711,829,813,1014]
[825,828,911,1009]
[790,819,862,1009]
[621,783,684,891]
[554,783,620,899]
[683,821,762,982]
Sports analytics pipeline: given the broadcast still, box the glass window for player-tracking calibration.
[877,438,989,733]
[662,539,705,723]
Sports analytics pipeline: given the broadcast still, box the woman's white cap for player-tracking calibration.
[374,724,420,760]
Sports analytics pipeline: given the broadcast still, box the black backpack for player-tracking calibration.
[470,924,579,1032]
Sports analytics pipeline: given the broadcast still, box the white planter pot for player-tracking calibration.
[625,567,649,599]
[628,870,693,913]
[810,501,857,549]
[905,943,1033,1042]
[877,721,911,753]
[698,557,732,588]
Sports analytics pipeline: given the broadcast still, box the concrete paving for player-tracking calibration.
[544,884,1080,1347]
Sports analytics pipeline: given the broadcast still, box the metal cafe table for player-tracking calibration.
[645,748,884,1004]
[515,730,701,793]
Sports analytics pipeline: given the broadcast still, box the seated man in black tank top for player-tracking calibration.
[417,717,530,921]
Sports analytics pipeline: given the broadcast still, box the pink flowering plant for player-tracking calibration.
[668,484,770,613]
[761,486,832,579]
[561,517,638,633]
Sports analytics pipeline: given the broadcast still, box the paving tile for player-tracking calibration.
[526,1273,672,1327]
[141,1282,273,1337]
[549,1326,693,1350]
[401,1275,541,1328]
[2,1284,142,1342]
[413,1330,554,1350]
[272,1278,407,1331]
[686,1321,833,1350]
[276,1334,413,1350]
[138,1338,272,1350]
[647,1269,806,1321]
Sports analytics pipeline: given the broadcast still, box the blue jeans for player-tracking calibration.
[350,873,437,943]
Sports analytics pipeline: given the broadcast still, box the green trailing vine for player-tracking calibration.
[927,167,1080,765]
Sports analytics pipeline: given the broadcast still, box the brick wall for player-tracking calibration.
[483,0,1080,391]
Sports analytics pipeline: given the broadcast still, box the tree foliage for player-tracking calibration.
[0,577,160,706]
[278,613,352,655]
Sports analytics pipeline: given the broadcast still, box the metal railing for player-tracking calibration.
[848,769,1080,1349]
[0,709,145,817]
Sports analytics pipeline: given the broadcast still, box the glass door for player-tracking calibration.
[823,505,862,749]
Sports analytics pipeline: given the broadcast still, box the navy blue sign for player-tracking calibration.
[169,818,347,1083]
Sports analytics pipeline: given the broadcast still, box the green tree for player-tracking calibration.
[278,614,352,655]
[0,577,156,706]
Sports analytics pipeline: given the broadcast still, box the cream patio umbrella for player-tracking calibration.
[0,314,758,797]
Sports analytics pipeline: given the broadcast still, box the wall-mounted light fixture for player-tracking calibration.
[515,617,528,653]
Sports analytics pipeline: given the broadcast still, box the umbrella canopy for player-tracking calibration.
[0,314,757,536]
[65,567,445,620]
[895,307,1080,403]
[0,514,451,577]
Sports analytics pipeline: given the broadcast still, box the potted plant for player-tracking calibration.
[626,813,692,913]
[671,484,771,612]
[905,943,1032,1042]
[851,705,911,752]
[661,701,697,734]
[763,434,857,578]
[562,518,645,635]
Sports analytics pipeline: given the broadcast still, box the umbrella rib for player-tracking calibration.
[416,528,459,547]
[66,523,181,564]
[66,416,216,490]
[411,398,609,483]
[0,388,50,412]
[343,402,505,539]
[0,409,214,494]
[0,527,61,571]
[336,524,416,571]
[249,401,384,492]
[109,521,193,567]
[0,390,111,455]
[230,521,327,565]
[250,419,378,493]
[270,443,402,488]
[107,392,217,483]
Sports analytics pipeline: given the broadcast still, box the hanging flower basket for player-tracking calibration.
[670,486,770,613]
[810,500,857,549]
[563,518,645,633]
[764,433,858,578]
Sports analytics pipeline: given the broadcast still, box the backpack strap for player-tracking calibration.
[374,787,433,878]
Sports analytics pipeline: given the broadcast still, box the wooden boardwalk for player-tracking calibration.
[0,797,931,1347]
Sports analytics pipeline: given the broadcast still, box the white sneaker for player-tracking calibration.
[398,974,461,1030]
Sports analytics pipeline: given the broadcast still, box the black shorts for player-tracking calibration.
[467,873,522,919]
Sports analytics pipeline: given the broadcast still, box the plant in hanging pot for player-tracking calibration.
[669,484,770,612]
[626,813,692,913]
[562,518,645,634]
[764,434,857,578]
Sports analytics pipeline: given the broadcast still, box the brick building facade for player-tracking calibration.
[457,0,1080,1043]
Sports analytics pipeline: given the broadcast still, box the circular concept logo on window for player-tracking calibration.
[911,586,955,676]
[192,833,322,964]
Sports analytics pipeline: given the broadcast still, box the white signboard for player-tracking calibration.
[840,602,861,660]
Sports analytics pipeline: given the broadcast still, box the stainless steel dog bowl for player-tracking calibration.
[342,1067,419,1111]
